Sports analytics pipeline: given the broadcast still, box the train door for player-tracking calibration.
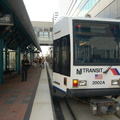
[53,35,70,76]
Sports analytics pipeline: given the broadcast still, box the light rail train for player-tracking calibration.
[47,16,120,114]
[48,16,120,100]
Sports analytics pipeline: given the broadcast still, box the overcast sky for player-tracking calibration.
[23,0,59,22]
[23,0,59,55]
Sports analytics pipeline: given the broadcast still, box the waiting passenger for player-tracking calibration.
[21,55,30,82]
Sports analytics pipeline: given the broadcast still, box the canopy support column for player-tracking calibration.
[16,46,21,73]
[0,37,4,84]
[5,46,9,71]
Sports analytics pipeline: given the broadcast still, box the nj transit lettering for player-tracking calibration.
[76,68,103,75]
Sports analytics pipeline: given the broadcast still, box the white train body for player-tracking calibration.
[52,16,120,97]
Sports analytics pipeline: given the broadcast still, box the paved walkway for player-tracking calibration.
[29,65,54,120]
[0,67,41,120]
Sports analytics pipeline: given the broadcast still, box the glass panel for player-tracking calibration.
[53,40,60,73]
[49,32,52,38]
[40,32,43,37]
[78,0,100,17]
[44,32,48,37]
[50,27,53,32]
[73,20,120,65]
[61,36,70,76]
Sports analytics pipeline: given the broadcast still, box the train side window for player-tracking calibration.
[53,35,70,76]
[53,40,60,73]
[61,35,70,76]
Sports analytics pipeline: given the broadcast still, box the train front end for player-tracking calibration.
[67,18,120,98]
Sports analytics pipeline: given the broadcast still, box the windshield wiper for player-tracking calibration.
[103,66,112,74]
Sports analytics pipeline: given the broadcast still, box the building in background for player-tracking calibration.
[53,12,59,23]
[59,0,120,19]
[31,21,54,46]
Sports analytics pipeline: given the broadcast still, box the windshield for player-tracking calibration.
[73,20,120,65]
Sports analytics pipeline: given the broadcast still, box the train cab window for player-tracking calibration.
[73,20,120,65]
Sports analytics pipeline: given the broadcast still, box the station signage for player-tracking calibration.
[0,14,13,25]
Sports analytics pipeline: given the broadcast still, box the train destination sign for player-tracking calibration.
[0,14,13,25]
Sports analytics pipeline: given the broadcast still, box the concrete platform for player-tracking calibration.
[29,66,54,120]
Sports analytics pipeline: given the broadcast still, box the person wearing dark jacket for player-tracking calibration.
[21,55,30,82]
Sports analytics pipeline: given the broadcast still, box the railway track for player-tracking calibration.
[60,96,120,120]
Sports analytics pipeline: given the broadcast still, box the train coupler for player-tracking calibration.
[90,98,120,115]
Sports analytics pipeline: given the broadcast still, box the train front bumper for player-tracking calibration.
[67,88,120,97]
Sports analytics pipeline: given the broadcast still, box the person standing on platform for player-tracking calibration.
[41,57,45,68]
[21,55,30,82]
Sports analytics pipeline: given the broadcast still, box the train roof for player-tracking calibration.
[55,16,120,23]
[53,16,120,40]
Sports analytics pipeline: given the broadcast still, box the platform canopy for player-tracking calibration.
[0,0,41,52]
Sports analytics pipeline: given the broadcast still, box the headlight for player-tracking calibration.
[79,80,87,86]
[111,80,119,85]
